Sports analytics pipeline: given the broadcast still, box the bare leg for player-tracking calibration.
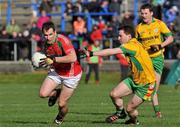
[152,72,162,118]
[55,85,74,122]
[105,81,132,123]
[126,95,143,118]
[39,77,58,98]
[125,95,143,125]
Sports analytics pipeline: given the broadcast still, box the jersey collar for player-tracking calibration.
[47,33,58,45]
[142,17,155,25]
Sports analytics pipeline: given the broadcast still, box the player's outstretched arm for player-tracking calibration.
[93,48,122,56]
[78,48,123,58]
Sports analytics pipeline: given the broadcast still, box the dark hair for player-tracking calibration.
[140,3,153,12]
[42,21,56,32]
[118,25,135,38]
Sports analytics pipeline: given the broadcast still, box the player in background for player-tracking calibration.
[84,25,156,125]
[136,3,174,118]
[39,21,82,125]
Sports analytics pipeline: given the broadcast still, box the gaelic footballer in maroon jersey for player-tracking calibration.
[44,33,82,76]
[39,21,82,125]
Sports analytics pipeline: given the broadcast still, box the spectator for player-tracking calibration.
[64,1,74,16]
[106,15,121,38]
[30,21,42,37]
[121,11,134,28]
[109,0,122,15]
[99,0,109,13]
[6,18,21,35]
[84,0,100,12]
[73,0,84,13]
[85,0,100,24]
[85,40,103,85]
[164,6,179,27]
[37,10,51,30]
[39,0,53,13]
[30,0,38,23]
[90,25,103,42]
[18,30,31,61]
[172,12,180,36]
[73,16,87,37]
[30,21,44,52]
[10,31,21,60]
[96,16,108,36]
[163,0,174,12]
[99,0,111,21]
[0,26,10,60]
[115,53,129,80]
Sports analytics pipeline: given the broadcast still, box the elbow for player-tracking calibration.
[72,57,77,62]
[69,51,77,63]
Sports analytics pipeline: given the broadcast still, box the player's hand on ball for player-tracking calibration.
[45,57,54,65]
[39,58,48,67]
[39,56,55,67]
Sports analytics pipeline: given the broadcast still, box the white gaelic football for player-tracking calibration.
[32,52,46,68]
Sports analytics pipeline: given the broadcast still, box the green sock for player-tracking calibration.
[154,105,160,112]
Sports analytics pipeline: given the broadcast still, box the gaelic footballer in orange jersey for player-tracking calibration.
[84,25,156,125]
[136,3,174,118]
[136,18,172,58]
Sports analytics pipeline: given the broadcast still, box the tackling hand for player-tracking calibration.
[78,48,94,59]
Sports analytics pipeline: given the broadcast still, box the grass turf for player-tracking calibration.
[0,72,180,127]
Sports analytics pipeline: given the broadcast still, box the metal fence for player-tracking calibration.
[0,37,179,61]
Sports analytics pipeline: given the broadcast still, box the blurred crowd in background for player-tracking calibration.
[0,0,179,61]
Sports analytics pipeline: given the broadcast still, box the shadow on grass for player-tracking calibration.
[4,118,126,126]
[68,112,126,125]
[69,111,109,116]
[6,120,49,125]
[66,119,125,125]
[92,121,125,125]
[5,112,125,125]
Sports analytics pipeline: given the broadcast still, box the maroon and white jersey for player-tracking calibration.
[45,34,82,77]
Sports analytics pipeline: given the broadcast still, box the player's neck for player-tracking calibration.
[147,17,153,24]
[48,33,57,44]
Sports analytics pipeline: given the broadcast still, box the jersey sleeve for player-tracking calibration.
[59,35,74,54]
[120,43,136,57]
[160,21,172,37]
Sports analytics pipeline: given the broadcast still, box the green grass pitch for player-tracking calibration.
[0,72,180,127]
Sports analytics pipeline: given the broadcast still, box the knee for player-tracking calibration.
[58,100,67,108]
[109,90,120,99]
[39,91,48,98]
[126,105,133,113]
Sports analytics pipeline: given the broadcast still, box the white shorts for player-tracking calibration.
[47,70,82,89]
